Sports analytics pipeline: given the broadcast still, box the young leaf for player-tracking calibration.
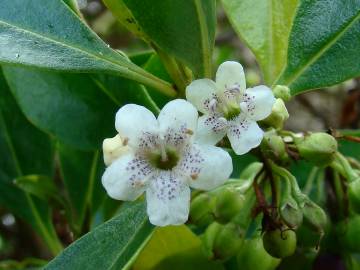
[277,0,360,94]
[0,69,62,255]
[0,0,175,96]
[221,0,299,84]
[45,202,154,270]
[103,0,216,77]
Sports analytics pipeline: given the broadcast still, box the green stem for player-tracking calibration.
[155,48,189,95]
[303,167,319,195]
[128,65,177,97]
[270,162,306,205]
[335,152,358,181]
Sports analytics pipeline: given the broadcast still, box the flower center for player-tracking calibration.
[222,102,241,120]
[148,147,180,170]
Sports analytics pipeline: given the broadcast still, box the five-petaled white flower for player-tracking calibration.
[102,99,233,226]
[186,61,276,155]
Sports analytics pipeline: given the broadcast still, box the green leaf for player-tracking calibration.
[45,202,154,270]
[58,144,106,234]
[277,0,360,94]
[104,0,216,77]
[2,66,118,150]
[0,0,175,96]
[222,0,299,84]
[2,66,159,150]
[133,225,223,270]
[0,69,62,255]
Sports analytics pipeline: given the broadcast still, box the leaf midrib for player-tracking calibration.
[108,214,152,270]
[0,20,133,72]
[280,9,360,86]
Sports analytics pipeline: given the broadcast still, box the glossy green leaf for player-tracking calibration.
[222,0,299,84]
[277,0,360,94]
[2,66,159,150]
[58,144,106,234]
[133,225,223,270]
[0,0,175,96]
[104,0,216,77]
[2,66,118,150]
[45,202,154,270]
[0,69,62,255]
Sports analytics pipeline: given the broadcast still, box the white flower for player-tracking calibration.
[101,99,233,226]
[186,61,276,155]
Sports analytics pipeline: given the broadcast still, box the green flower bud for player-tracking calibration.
[236,236,281,270]
[279,177,303,228]
[189,192,216,228]
[337,215,360,253]
[263,228,297,258]
[202,222,244,261]
[302,199,327,233]
[295,133,337,166]
[262,99,289,129]
[214,188,245,224]
[261,131,288,161]
[348,179,360,213]
[273,85,291,102]
[280,202,303,229]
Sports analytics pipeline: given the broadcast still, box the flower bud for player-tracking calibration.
[348,179,360,213]
[236,236,281,270]
[273,85,291,102]
[302,199,327,233]
[280,202,303,229]
[189,192,215,228]
[214,188,245,224]
[295,133,337,166]
[261,131,288,161]
[262,228,297,258]
[202,222,244,261]
[102,134,129,166]
[262,99,289,129]
[279,178,303,228]
[337,215,360,253]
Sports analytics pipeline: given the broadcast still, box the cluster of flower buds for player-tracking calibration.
[189,163,263,261]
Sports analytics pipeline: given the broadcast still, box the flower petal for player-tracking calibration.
[146,172,190,226]
[158,99,198,134]
[102,134,130,166]
[195,115,227,145]
[216,61,246,93]
[240,85,276,121]
[180,144,232,191]
[227,115,264,155]
[185,79,217,113]
[115,104,158,148]
[101,152,153,201]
